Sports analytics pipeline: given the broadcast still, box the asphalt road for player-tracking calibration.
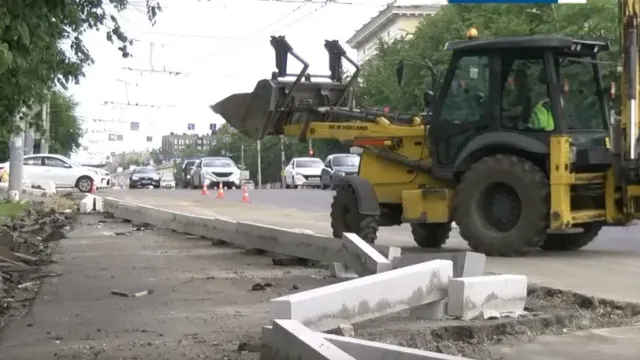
[104,187,640,254]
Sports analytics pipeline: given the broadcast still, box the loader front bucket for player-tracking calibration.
[211,35,360,140]
[211,79,277,140]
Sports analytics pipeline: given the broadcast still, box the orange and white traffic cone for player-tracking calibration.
[216,182,225,199]
[201,182,209,195]
[242,185,250,203]
[89,182,97,194]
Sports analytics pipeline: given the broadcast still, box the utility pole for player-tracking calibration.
[8,114,24,202]
[240,144,245,168]
[41,99,50,154]
[280,135,285,188]
[257,140,262,189]
[9,106,39,201]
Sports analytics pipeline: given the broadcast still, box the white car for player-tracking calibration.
[1,154,111,193]
[192,157,242,189]
[284,157,324,189]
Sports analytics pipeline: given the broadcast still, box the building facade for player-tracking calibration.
[347,2,441,65]
[161,133,217,160]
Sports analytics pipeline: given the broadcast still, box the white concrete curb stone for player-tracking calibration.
[270,260,453,331]
[392,251,486,278]
[79,195,96,213]
[340,232,392,276]
[447,274,528,320]
[269,320,356,360]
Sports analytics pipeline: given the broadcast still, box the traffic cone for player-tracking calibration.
[89,182,97,194]
[216,182,225,199]
[242,185,250,203]
[201,182,209,195]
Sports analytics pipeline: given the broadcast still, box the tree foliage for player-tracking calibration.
[358,1,618,112]
[0,0,161,129]
[48,90,83,156]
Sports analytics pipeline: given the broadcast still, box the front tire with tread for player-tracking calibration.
[330,186,379,243]
[411,222,452,248]
[455,154,549,257]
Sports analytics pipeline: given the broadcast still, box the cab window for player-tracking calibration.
[440,55,490,124]
[501,57,554,132]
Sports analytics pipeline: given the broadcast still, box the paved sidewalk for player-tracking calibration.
[0,214,333,360]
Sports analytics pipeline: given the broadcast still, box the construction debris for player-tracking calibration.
[0,201,75,328]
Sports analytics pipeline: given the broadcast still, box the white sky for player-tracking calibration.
[69,0,396,163]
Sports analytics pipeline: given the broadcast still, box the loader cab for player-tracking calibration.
[419,36,611,181]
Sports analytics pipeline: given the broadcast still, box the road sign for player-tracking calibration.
[222,134,231,143]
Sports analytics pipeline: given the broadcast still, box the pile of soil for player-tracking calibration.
[356,285,640,360]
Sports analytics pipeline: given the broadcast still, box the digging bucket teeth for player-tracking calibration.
[210,36,360,140]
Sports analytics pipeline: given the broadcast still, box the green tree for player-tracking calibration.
[0,0,161,130]
[358,1,618,111]
[48,90,83,156]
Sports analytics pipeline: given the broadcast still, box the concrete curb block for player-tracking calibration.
[261,324,475,360]
[0,183,55,198]
[80,195,104,213]
[270,320,356,360]
[270,260,453,331]
[340,233,392,277]
[393,251,486,278]
[447,274,528,320]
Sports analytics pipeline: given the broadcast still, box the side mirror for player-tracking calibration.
[395,60,406,87]
[423,91,435,108]
[64,164,72,169]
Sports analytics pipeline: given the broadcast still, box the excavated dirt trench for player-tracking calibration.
[356,284,640,359]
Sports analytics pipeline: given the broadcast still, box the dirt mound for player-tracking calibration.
[356,285,640,359]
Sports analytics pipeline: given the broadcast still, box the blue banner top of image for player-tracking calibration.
[448,0,585,3]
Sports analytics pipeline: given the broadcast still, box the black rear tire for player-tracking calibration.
[455,154,549,257]
[411,222,452,248]
[330,186,379,243]
[540,223,602,251]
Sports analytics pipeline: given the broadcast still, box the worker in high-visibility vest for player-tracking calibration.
[528,99,555,131]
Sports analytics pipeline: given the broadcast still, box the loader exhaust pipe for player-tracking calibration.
[210,36,360,140]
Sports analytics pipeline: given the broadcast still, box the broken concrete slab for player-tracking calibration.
[270,260,453,331]
[322,333,476,360]
[341,233,392,277]
[447,274,527,320]
[392,251,486,278]
[270,320,356,360]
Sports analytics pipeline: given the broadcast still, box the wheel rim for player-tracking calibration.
[479,182,522,232]
[79,178,92,191]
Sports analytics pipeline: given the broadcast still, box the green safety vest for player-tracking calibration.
[529,100,555,131]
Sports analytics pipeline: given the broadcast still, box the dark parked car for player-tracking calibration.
[320,154,360,190]
[181,159,198,188]
[129,166,160,189]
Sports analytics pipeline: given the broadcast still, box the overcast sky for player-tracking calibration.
[69,0,398,163]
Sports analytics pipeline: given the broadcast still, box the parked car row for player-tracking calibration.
[284,153,360,190]
[0,154,111,193]
[182,156,243,189]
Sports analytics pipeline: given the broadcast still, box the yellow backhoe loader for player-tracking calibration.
[212,3,640,257]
